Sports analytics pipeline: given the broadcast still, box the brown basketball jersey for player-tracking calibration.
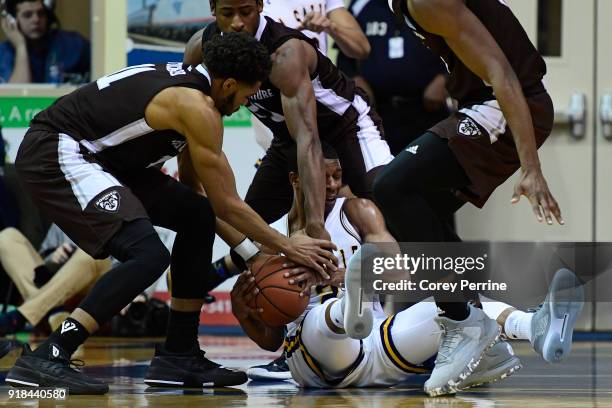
[394,0,547,107]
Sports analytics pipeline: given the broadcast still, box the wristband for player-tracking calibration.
[234,238,260,262]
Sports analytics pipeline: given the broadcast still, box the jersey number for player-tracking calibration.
[96,64,156,90]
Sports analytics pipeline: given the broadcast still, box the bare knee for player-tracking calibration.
[0,227,26,252]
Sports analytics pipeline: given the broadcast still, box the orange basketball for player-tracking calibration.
[248,255,311,327]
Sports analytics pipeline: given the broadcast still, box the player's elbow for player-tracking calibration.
[352,39,371,60]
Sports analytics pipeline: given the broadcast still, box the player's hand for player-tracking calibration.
[0,15,26,48]
[50,242,75,264]
[298,11,332,34]
[283,232,338,280]
[282,262,320,297]
[230,272,263,321]
[512,167,564,225]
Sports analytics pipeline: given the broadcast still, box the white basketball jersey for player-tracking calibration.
[262,0,345,56]
[285,197,360,337]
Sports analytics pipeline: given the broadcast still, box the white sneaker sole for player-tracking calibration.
[538,268,584,363]
[458,355,522,390]
[344,248,373,340]
[246,368,292,381]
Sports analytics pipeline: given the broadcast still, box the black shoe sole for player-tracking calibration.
[144,365,247,388]
[6,361,109,395]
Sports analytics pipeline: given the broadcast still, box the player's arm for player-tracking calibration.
[407,0,562,225]
[343,198,398,249]
[231,272,285,351]
[271,39,329,241]
[178,148,248,247]
[147,87,337,275]
[299,6,370,59]
[183,28,205,65]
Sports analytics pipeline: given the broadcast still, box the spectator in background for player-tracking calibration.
[0,0,90,84]
[0,127,19,230]
[337,0,450,155]
[0,225,112,335]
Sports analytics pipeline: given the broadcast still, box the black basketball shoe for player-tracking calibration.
[5,343,109,395]
[0,339,24,359]
[144,345,247,388]
[247,354,292,381]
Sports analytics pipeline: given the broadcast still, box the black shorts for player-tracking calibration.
[429,92,554,208]
[245,94,394,224]
[15,128,198,258]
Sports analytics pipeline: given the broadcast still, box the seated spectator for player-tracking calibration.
[0,0,90,84]
[0,128,19,230]
[0,225,112,335]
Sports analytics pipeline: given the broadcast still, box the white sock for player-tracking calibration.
[479,295,514,319]
[329,297,345,330]
[504,311,533,341]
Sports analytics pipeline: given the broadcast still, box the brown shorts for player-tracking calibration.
[430,92,554,208]
[15,128,170,258]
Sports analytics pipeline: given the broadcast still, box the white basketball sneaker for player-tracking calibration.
[457,340,522,390]
[424,304,500,397]
[530,268,584,363]
[343,245,374,340]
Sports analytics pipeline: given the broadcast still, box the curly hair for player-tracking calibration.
[202,32,271,84]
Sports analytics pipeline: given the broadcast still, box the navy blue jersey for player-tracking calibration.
[338,0,446,100]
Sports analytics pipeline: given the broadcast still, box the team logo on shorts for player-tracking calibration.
[457,117,482,138]
[95,190,121,213]
[172,139,187,153]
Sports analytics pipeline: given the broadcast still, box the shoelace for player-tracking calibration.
[432,325,463,364]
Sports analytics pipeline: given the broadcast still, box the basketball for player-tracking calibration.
[248,255,311,327]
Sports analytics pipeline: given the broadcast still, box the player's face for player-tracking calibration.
[325,159,342,212]
[15,0,48,40]
[213,0,263,35]
[217,80,261,116]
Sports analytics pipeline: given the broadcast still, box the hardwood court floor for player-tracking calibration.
[1,336,611,407]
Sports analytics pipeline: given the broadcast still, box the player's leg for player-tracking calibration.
[299,298,363,379]
[6,131,169,394]
[244,141,295,224]
[480,267,584,363]
[372,132,499,396]
[333,93,394,200]
[126,169,247,387]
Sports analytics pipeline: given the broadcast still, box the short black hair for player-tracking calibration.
[287,142,340,174]
[209,0,262,11]
[203,32,271,84]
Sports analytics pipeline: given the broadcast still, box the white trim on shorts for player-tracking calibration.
[58,134,122,210]
[352,94,394,171]
[459,100,507,143]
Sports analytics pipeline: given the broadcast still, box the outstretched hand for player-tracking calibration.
[512,167,564,225]
[283,231,338,280]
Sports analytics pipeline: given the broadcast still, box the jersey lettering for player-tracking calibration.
[97,64,156,90]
